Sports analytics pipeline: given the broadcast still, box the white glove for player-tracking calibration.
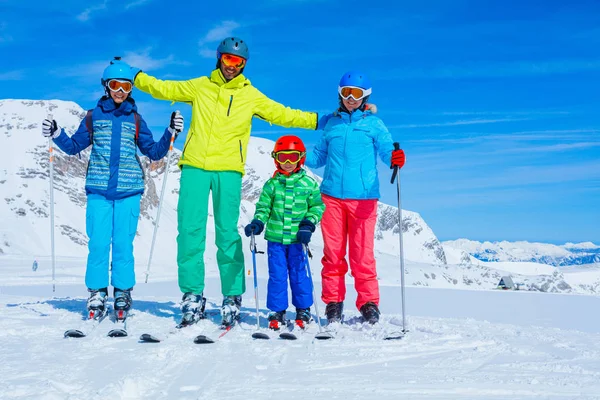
[42,118,61,139]
[168,110,184,137]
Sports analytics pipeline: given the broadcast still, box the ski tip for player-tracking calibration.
[314,332,334,340]
[252,332,270,340]
[64,329,86,338]
[107,329,128,338]
[279,332,297,340]
[139,333,161,343]
[193,335,215,344]
[384,332,406,340]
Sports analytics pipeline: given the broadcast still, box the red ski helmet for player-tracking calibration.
[271,135,306,175]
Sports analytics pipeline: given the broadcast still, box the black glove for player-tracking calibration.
[42,118,61,139]
[169,110,184,138]
[297,219,316,244]
[244,219,264,237]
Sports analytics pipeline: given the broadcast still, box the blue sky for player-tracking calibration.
[1,0,599,244]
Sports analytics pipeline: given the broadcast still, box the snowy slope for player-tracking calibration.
[445,238,600,266]
[2,274,600,400]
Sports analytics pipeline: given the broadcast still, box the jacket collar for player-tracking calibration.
[210,69,250,89]
[274,168,306,182]
[335,108,371,122]
[97,96,137,117]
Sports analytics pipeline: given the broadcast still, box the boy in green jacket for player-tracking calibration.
[244,136,324,330]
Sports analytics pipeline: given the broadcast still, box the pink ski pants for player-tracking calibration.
[320,194,379,310]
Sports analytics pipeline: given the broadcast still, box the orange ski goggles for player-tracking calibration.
[338,86,372,101]
[272,150,304,164]
[107,79,133,93]
[221,53,246,69]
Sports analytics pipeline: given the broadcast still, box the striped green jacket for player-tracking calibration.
[254,169,325,245]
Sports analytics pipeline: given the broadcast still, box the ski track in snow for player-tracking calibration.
[2,280,600,400]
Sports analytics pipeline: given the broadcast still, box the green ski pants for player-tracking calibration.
[177,166,245,296]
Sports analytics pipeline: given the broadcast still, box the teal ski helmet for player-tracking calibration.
[216,37,249,60]
[101,57,134,86]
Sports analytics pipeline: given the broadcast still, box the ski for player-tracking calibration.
[194,313,247,344]
[107,309,130,338]
[139,311,219,343]
[279,320,305,340]
[64,308,109,338]
[384,332,406,340]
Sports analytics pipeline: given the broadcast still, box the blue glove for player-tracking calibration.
[130,66,142,81]
[297,219,316,244]
[244,219,264,237]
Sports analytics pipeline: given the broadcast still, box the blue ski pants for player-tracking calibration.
[85,193,141,290]
[266,241,313,312]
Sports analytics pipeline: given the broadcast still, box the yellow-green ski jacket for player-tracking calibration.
[135,69,318,175]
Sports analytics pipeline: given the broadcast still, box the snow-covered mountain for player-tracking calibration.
[2,99,599,295]
[0,99,443,269]
[444,238,600,266]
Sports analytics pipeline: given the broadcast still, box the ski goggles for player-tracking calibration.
[338,86,372,101]
[107,79,133,93]
[221,53,246,69]
[272,150,304,164]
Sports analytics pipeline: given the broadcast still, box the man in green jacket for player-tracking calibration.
[130,37,318,327]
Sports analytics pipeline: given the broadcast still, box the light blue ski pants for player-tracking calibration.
[85,194,141,290]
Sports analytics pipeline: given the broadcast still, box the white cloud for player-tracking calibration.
[76,1,108,22]
[0,70,24,81]
[125,0,150,9]
[199,21,240,45]
[497,141,600,154]
[390,117,529,129]
[388,59,600,80]
[122,49,176,70]
[198,20,240,58]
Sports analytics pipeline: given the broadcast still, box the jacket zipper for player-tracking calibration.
[239,140,244,162]
[227,95,233,116]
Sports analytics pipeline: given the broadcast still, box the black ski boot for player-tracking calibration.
[294,307,311,329]
[221,295,242,328]
[360,302,380,325]
[325,302,343,324]
[179,292,206,328]
[113,288,132,321]
[86,288,108,320]
[268,310,286,331]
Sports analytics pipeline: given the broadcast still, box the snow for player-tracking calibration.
[2,262,600,400]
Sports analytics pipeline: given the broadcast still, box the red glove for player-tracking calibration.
[391,149,405,168]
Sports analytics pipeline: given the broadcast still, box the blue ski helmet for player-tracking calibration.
[217,37,249,60]
[339,71,372,91]
[101,57,134,86]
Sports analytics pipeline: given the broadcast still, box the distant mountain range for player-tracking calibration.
[444,239,600,266]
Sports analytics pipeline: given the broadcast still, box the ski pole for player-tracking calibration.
[250,233,268,339]
[145,111,180,283]
[47,114,56,293]
[391,142,407,332]
[303,244,324,334]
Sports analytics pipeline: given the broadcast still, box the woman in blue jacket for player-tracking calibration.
[41,58,183,320]
[305,71,405,325]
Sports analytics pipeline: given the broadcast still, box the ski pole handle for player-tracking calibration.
[391,142,400,184]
